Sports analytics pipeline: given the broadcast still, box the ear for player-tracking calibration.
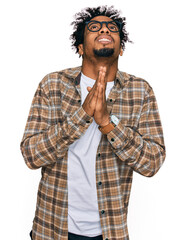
[78,44,84,56]
[120,47,123,56]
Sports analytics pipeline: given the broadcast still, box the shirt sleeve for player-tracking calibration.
[107,87,166,177]
[20,82,92,169]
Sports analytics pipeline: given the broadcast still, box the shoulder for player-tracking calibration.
[37,66,81,96]
[118,70,153,94]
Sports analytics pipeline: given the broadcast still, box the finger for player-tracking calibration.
[103,67,107,86]
[100,71,107,103]
[87,69,101,102]
[86,79,98,99]
[89,83,99,107]
[101,70,105,85]
[83,83,97,107]
[103,85,106,102]
[89,81,96,92]
[87,86,92,92]
[90,73,102,94]
[88,67,104,100]
[100,68,107,90]
[88,80,99,100]
[96,83,103,110]
[96,67,103,85]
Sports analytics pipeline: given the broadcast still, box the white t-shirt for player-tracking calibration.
[68,73,114,237]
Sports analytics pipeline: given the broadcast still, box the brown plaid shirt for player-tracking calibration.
[20,66,166,240]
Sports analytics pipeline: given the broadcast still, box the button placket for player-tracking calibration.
[97,153,102,186]
[101,210,105,214]
[96,146,106,236]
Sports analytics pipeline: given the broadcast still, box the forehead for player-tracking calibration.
[90,15,113,22]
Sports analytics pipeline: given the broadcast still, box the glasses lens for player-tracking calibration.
[88,22,101,32]
[108,22,120,32]
[87,21,120,32]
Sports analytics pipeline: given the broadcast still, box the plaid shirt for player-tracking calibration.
[20,66,165,240]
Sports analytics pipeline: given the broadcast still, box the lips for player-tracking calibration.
[96,35,113,44]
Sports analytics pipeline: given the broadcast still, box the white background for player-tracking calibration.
[0,0,185,239]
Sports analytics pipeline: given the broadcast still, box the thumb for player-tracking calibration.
[87,86,92,92]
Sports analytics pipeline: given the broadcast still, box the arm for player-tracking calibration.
[107,87,166,177]
[20,81,92,170]
[82,67,165,177]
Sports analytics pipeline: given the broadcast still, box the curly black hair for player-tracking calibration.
[70,5,132,55]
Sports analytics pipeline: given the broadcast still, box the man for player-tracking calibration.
[20,6,166,240]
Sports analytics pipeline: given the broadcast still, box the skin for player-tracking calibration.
[79,16,123,127]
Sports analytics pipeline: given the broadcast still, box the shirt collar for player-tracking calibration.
[66,66,126,88]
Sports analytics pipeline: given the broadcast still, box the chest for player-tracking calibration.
[53,81,144,129]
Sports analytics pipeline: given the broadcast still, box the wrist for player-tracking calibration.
[98,115,120,134]
[99,116,110,127]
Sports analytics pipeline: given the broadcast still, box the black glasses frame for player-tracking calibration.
[85,20,122,32]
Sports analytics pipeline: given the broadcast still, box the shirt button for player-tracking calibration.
[86,120,90,123]
[101,210,105,214]
[98,153,101,157]
[111,138,115,142]
[98,181,102,186]
[105,238,109,240]
[109,99,113,102]
[78,100,81,103]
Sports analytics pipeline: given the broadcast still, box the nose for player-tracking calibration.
[99,23,110,34]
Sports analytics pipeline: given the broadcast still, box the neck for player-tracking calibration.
[81,57,118,82]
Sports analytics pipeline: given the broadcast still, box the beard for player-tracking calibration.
[93,48,114,57]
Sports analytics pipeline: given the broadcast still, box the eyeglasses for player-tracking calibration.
[85,20,122,33]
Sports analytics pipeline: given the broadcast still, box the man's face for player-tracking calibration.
[78,15,123,59]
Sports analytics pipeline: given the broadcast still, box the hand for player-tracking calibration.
[93,67,110,126]
[82,67,110,126]
[82,71,99,117]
